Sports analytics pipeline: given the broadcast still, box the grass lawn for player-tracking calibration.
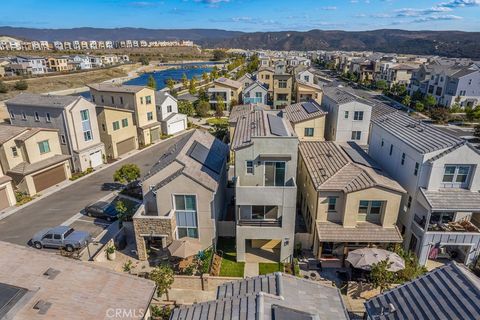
[259,263,284,275]
[206,117,228,126]
[217,237,245,277]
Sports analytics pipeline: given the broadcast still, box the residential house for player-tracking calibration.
[0,124,71,195]
[365,262,480,320]
[369,112,480,266]
[31,41,41,51]
[383,63,418,88]
[4,63,32,77]
[46,56,70,72]
[231,109,298,262]
[237,73,255,90]
[53,41,63,51]
[0,165,16,211]
[89,56,103,68]
[228,104,272,143]
[155,91,187,135]
[20,41,32,51]
[208,77,243,108]
[296,79,323,104]
[14,56,47,75]
[297,141,405,262]
[105,40,114,49]
[0,241,155,320]
[39,41,49,50]
[63,41,72,50]
[97,41,105,49]
[284,101,327,141]
[257,66,274,96]
[88,84,161,146]
[80,41,89,50]
[133,130,228,260]
[89,40,97,50]
[322,86,372,145]
[72,55,92,70]
[242,80,268,105]
[296,68,315,84]
[132,40,139,48]
[0,36,22,51]
[96,106,138,159]
[0,59,10,77]
[72,41,81,50]
[273,64,293,108]
[6,93,105,172]
[171,273,349,320]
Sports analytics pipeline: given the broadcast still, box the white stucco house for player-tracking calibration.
[242,80,268,105]
[155,91,188,135]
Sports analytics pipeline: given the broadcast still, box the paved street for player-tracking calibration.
[0,134,184,246]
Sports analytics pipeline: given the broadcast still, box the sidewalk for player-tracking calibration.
[244,262,259,277]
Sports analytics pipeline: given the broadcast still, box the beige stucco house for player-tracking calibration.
[133,130,228,261]
[0,124,71,196]
[273,73,293,108]
[284,101,327,141]
[0,165,15,211]
[208,77,243,108]
[257,67,275,95]
[297,141,405,263]
[88,84,161,146]
[296,80,323,104]
[96,106,138,159]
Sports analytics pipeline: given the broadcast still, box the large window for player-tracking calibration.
[38,140,51,154]
[353,111,364,121]
[251,206,278,220]
[121,118,128,127]
[264,162,286,186]
[174,195,198,239]
[359,200,384,215]
[80,109,93,142]
[442,165,470,187]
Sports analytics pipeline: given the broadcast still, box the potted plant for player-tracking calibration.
[106,244,116,261]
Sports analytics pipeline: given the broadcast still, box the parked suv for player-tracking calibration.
[84,201,118,221]
[31,226,90,252]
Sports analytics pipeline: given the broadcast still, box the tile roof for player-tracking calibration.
[243,80,268,94]
[6,93,79,109]
[88,83,147,93]
[0,124,29,144]
[155,90,177,106]
[322,86,359,105]
[299,141,404,193]
[214,77,242,90]
[284,101,327,124]
[372,112,461,154]
[7,154,71,177]
[365,262,480,320]
[228,104,271,124]
[0,241,155,320]
[420,188,480,211]
[296,78,323,90]
[316,221,403,242]
[171,273,349,320]
[14,127,58,142]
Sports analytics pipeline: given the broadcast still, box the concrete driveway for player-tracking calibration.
[0,134,185,246]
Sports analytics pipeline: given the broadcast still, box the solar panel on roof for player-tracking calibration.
[342,142,382,170]
[267,113,289,136]
[0,283,28,318]
[302,102,319,114]
[188,141,225,174]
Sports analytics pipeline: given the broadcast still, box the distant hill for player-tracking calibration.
[1,27,480,58]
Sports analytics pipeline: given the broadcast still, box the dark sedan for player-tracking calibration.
[84,201,118,221]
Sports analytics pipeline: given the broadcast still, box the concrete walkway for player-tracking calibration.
[244,262,259,277]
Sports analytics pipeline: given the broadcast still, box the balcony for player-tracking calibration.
[413,213,480,233]
[237,218,282,227]
[235,178,296,207]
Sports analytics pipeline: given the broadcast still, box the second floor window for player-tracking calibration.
[60,135,66,144]
[401,153,406,165]
[38,140,50,154]
[34,112,39,121]
[442,165,470,187]
[351,131,362,140]
[304,128,314,137]
[328,197,337,211]
[354,111,364,121]
[11,147,18,157]
[113,121,120,131]
[264,161,286,187]
[80,109,93,142]
[122,118,128,127]
[175,195,198,239]
[359,200,383,215]
[146,96,152,104]
[147,112,153,121]
[414,162,419,176]
[246,161,254,175]
[167,105,172,113]
[344,111,349,119]
[46,113,51,122]
[278,80,287,88]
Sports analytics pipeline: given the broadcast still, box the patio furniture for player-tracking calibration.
[346,248,405,272]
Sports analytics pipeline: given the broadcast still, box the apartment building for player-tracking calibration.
[297,141,405,262]
[322,86,372,145]
[133,130,228,260]
[284,101,327,141]
[0,36,22,51]
[231,109,298,262]
[6,94,105,172]
[369,112,480,266]
[208,77,243,107]
[89,84,161,146]
[0,124,71,195]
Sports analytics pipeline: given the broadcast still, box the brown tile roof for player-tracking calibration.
[420,188,480,211]
[284,101,327,124]
[214,77,242,90]
[88,83,148,93]
[0,124,28,144]
[14,127,58,143]
[228,104,271,124]
[7,154,71,177]
[316,221,403,242]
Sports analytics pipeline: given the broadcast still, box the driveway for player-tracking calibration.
[0,135,184,246]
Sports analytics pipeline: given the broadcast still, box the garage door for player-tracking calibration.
[0,187,10,210]
[89,150,103,168]
[168,120,185,135]
[33,165,66,193]
[116,137,136,156]
[150,128,161,142]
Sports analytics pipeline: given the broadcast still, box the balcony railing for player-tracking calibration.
[237,218,282,227]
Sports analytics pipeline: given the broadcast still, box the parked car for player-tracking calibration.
[84,201,118,221]
[120,181,142,200]
[31,226,90,252]
[101,182,124,191]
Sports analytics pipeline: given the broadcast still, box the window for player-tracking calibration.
[276,93,288,101]
[167,105,172,113]
[344,111,349,119]
[265,75,270,80]
[264,162,286,187]
[60,135,66,144]
[120,97,124,104]
[353,111,364,121]
[414,162,419,176]
[351,131,362,140]
[401,153,406,165]
[46,112,51,122]
[389,144,393,156]
[251,206,278,220]
[34,112,40,121]
[92,95,96,103]
[113,121,120,131]
[381,139,384,147]
[407,196,412,209]
[80,109,93,142]
[140,97,144,104]
[121,118,128,127]
[111,96,114,104]
[101,124,106,131]
[246,161,254,175]
[38,140,50,154]
[304,75,310,82]
[101,95,104,103]
[21,112,26,120]
[304,128,314,137]
[359,200,384,215]
[9,111,15,119]
[147,112,153,121]
[146,96,152,104]
[442,165,470,185]
[255,92,262,98]
[278,80,287,88]
[174,195,198,239]
[11,147,18,157]
[328,197,337,211]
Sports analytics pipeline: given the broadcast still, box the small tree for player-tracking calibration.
[423,95,436,111]
[375,80,387,91]
[14,80,28,91]
[113,164,140,184]
[147,75,157,90]
[430,107,450,124]
[139,56,149,66]
[196,100,210,117]
[188,78,197,95]
[0,81,8,93]
[149,264,174,301]
[197,87,209,102]
[166,78,175,91]
[415,101,425,112]
[401,95,411,107]
[370,259,395,293]
[115,200,128,228]
[178,100,195,117]
[181,73,188,88]
[215,96,225,118]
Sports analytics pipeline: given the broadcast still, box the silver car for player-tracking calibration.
[31,226,90,252]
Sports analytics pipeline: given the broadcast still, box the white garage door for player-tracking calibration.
[89,150,103,168]
[168,120,186,135]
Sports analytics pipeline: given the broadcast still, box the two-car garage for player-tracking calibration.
[116,137,136,157]
[32,164,67,193]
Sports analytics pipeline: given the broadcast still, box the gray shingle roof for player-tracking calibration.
[284,101,327,124]
[170,273,349,320]
[365,262,480,320]
[6,93,79,109]
[372,112,461,154]
[316,221,403,242]
[420,188,480,211]
[155,90,177,106]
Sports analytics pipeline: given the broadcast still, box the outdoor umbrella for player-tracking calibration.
[167,237,202,259]
[346,248,405,272]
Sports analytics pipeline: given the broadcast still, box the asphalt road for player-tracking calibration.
[0,134,184,246]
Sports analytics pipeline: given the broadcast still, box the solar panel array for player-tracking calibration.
[302,102,320,114]
[188,141,224,174]
[342,142,382,170]
[267,113,289,136]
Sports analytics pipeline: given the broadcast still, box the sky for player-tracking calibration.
[1,0,479,32]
